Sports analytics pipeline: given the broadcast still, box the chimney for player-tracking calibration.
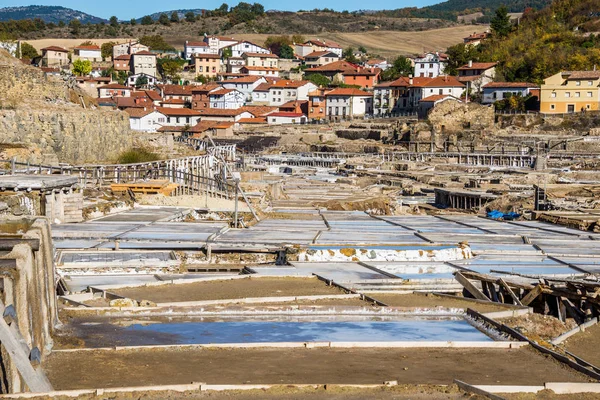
[409,74,413,85]
[468,60,473,68]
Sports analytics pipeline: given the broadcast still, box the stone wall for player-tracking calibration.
[428,100,495,134]
[0,50,133,164]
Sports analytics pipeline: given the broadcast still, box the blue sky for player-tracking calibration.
[4,0,443,19]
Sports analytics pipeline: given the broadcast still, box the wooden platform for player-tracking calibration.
[110,180,179,196]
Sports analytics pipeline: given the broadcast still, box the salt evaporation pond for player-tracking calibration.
[73,316,493,347]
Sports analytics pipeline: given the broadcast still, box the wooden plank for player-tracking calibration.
[521,285,543,306]
[498,278,523,306]
[0,300,53,392]
[455,272,491,301]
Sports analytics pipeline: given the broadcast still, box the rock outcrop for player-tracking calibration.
[0,49,133,164]
[427,100,495,134]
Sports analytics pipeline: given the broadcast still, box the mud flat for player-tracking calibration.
[561,323,600,366]
[110,277,341,303]
[44,347,589,390]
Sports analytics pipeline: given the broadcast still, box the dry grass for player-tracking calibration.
[26,25,487,58]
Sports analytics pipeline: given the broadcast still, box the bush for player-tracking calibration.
[117,148,161,164]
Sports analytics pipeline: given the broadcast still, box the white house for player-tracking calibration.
[240,66,279,78]
[127,73,159,87]
[325,88,373,119]
[457,61,498,93]
[414,52,447,78]
[184,40,218,60]
[125,108,167,132]
[73,45,102,62]
[267,80,318,106]
[224,41,270,58]
[112,41,149,60]
[242,52,279,69]
[225,57,245,74]
[303,39,343,58]
[220,75,267,101]
[131,51,157,77]
[209,88,246,109]
[203,35,239,51]
[417,76,465,103]
[482,82,540,104]
[156,107,201,127]
[98,84,132,98]
[267,112,307,125]
[366,59,391,71]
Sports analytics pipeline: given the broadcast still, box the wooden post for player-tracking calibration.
[521,285,543,306]
[498,278,523,306]
[455,272,490,301]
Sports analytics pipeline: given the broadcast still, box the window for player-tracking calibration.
[551,92,556,98]
[550,104,555,110]
[565,92,570,98]
[587,104,591,109]
[588,92,593,97]
[589,81,594,86]
[576,81,581,86]
[575,92,580,97]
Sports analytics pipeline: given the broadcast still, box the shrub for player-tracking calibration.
[117,148,161,164]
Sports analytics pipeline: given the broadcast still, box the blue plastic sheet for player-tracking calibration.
[487,210,520,220]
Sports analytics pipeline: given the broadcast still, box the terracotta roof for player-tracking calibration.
[239,105,279,116]
[325,88,373,97]
[161,85,194,96]
[210,88,236,96]
[562,71,600,80]
[305,51,336,58]
[271,80,313,89]
[457,62,497,70]
[268,112,305,118]
[280,100,308,107]
[124,107,161,118]
[422,75,465,88]
[305,39,341,48]
[145,90,162,101]
[243,52,278,58]
[101,84,130,89]
[186,41,209,47]
[420,94,455,102]
[408,77,435,87]
[41,46,68,52]
[457,76,481,82]
[191,83,222,93]
[308,88,329,97]
[366,59,386,65]
[132,51,156,56]
[75,45,100,50]
[116,97,153,108]
[187,120,234,133]
[160,99,187,104]
[483,82,539,88]
[155,107,201,116]
[306,60,358,73]
[253,83,274,92]
[114,54,131,60]
[237,117,267,124]
[464,32,489,40]
[195,108,248,116]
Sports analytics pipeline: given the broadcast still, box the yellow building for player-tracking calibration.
[194,54,221,79]
[540,71,600,113]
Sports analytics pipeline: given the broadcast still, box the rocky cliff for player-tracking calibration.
[0,50,133,164]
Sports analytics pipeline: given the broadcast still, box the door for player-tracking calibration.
[568,104,575,113]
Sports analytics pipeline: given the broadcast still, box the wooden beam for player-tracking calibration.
[521,285,543,306]
[0,300,53,392]
[498,278,523,306]
[455,272,491,301]
[0,239,40,251]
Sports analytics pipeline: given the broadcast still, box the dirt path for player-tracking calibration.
[111,277,343,303]
[45,347,589,390]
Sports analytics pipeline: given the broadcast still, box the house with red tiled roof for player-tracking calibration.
[279,100,308,115]
[365,59,390,71]
[304,51,341,68]
[73,44,102,62]
[112,41,149,60]
[222,40,270,58]
[239,66,279,78]
[156,107,201,126]
[267,112,308,125]
[184,40,218,60]
[220,75,267,101]
[482,82,540,105]
[159,85,194,102]
[131,51,157,78]
[203,35,239,51]
[75,76,112,98]
[125,107,167,132]
[300,39,343,57]
[457,61,497,92]
[41,46,68,67]
[208,88,245,109]
[191,84,223,109]
[417,75,465,104]
[126,73,159,88]
[414,52,447,78]
[185,120,235,138]
[540,71,600,113]
[239,105,279,117]
[307,88,329,120]
[243,52,279,70]
[464,32,490,47]
[193,53,221,79]
[194,108,255,122]
[113,54,131,72]
[98,84,132,98]
[261,80,318,107]
[324,88,373,120]
[305,60,379,89]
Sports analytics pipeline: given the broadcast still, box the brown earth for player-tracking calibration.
[371,293,515,313]
[111,277,344,303]
[44,347,590,391]
[561,323,600,366]
[499,313,577,342]
[504,391,600,400]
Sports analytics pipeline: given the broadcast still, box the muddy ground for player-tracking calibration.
[44,347,589,391]
[370,293,513,313]
[561,323,600,366]
[110,277,343,303]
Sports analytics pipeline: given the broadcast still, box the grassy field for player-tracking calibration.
[26,25,487,58]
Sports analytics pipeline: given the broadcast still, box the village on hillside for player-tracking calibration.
[5,24,597,139]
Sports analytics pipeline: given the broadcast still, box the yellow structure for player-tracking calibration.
[540,71,600,113]
[194,54,221,79]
